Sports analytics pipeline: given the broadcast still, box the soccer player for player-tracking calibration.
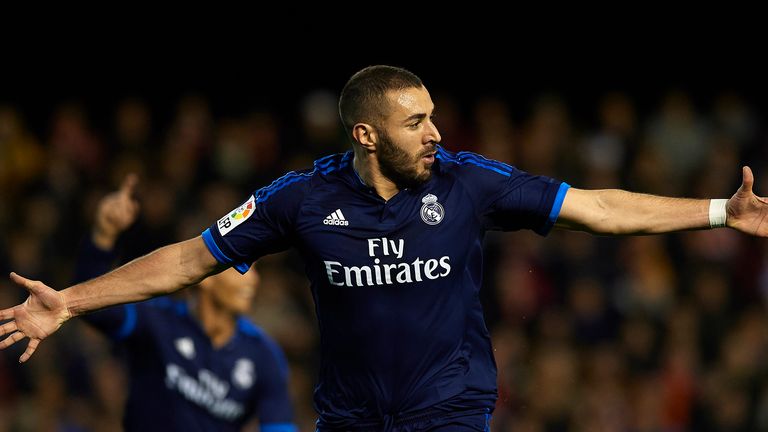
[74,175,297,432]
[2,65,767,431]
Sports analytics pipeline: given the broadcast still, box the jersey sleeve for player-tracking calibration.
[254,335,297,431]
[202,171,310,274]
[484,170,569,235]
[439,149,569,235]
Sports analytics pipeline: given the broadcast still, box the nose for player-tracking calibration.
[424,119,441,144]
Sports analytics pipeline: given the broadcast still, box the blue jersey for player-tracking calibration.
[75,240,297,432]
[202,146,569,429]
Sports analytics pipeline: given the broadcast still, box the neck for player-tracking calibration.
[353,149,400,201]
[191,294,238,349]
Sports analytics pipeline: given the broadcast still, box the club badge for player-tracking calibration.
[420,194,444,225]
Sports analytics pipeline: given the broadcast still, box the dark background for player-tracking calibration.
[3,32,764,132]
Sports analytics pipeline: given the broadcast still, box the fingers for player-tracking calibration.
[127,198,140,218]
[0,330,39,363]
[9,272,47,296]
[0,320,17,337]
[117,174,140,219]
[740,166,754,194]
[119,173,139,198]
[20,338,40,363]
[0,330,25,350]
[9,272,34,291]
[0,306,13,321]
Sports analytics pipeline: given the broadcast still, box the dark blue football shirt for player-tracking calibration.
[202,146,569,429]
[76,240,297,432]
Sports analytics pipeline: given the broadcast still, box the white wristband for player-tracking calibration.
[709,199,728,228]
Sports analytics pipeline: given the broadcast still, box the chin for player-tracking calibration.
[415,169,432,183]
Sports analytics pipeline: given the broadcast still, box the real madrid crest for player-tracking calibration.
[232,358,256,390]
[420,194,444,225]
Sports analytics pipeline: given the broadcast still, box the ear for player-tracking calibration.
[352,123,377,152]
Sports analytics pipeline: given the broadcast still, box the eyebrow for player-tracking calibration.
[402,107,437,124]
[403,113,427,123]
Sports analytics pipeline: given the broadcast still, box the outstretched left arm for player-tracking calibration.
[556,166,768,236]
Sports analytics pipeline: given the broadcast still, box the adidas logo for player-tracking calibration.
[323,209,349,226]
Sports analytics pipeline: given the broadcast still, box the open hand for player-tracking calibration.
[0,273,71,362]
[727,167,768,236]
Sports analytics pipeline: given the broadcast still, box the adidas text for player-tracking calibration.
[324,209,349,226]
[324,219,349,226]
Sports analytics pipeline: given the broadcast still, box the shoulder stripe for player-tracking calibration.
[313,153,338,167]
[317,154,351,174]
[255,152,352,204]
[436,147,513,171]
[437,147,513,177]
[314,151,353,169]
[317,161,350,176]
[255,171,314,203]
[456,152,513,173]
[256,173,313,203]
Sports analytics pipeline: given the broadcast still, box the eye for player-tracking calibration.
[408,121,421,129]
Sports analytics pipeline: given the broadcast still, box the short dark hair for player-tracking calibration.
[338,65,423,134]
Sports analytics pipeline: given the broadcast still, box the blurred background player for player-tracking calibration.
[73,174,297,432]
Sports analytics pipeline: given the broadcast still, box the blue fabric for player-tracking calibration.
[114,304,137,340]
[204,147,565,429]
[261,423,299,432]
[202,228,250,274]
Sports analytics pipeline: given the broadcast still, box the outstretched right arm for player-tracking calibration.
[65,235,221,314]
[1,235,224,362]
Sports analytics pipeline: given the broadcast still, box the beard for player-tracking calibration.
[377,130,435,189]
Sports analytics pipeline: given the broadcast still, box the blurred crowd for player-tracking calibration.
[0,85,767,431]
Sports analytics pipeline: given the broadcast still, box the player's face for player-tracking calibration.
[376,86,441,188]
[206,267,259,315]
